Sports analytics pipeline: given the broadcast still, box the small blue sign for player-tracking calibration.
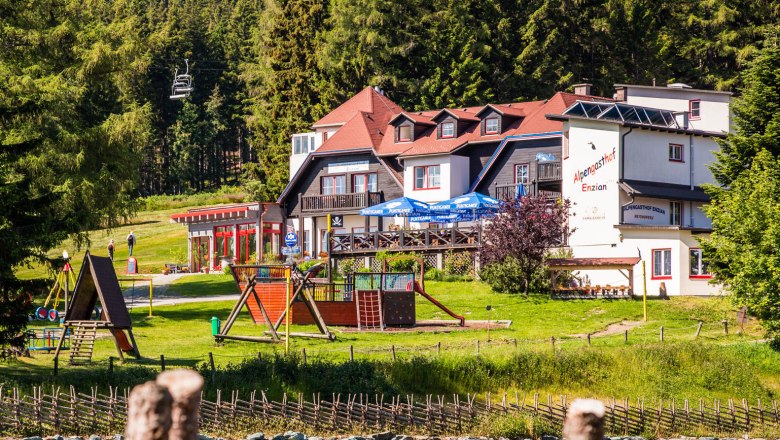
[284,232,298,247]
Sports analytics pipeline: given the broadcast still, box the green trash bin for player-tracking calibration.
[211,316,221,336]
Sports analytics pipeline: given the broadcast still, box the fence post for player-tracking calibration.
[437,341,441,355]
[208,352,216,378]
[587,334,591,346]
[302,348,307,365]
[550,336,555,351]
[391,345,396,361]
[160,354,166,372]
[660,326,664,342]
[109,356,114,374]
[695,321,703,338]
[624,330,628,342]
[722,319,729,335]
[476,340,480,355]
[513,338,518,349]
[349,345,354,362]
[54,357,58,376]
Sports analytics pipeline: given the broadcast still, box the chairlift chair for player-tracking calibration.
[169,59,193,100]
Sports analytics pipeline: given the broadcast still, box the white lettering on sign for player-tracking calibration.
[328,160,369,174]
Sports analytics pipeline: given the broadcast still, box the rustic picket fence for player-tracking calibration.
[1,385,779,436]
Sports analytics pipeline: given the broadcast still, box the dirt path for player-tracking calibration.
[120,273,239,309]
[571,320,643,338]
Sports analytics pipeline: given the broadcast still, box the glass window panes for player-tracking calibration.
[441,122,455,138]
[669,143,683,161]
[428,165,440,188]
[653,249,672,277]
[690,100,700,118]
[670,201,681,225]
[486,118,499,133]
[399,125,412,141]
[690,249,709,276]
[515,164,529,184]
[415,167,426,189]
[293,136,302,155]
[310,136,316,151]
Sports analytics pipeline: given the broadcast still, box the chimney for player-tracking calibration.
[613,86,626,102]
[573,83,592,96]
[373,86,385,96]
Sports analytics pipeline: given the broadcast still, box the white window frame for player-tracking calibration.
[670,201,681,225]
[689,99,701,120]
[515,163,530,184]
[652,248,672,279]
[485,117,499,134]
[669,143,683,162]
[440,122,455,138]
[398,125,412,142]
[689,248,711,278]
[321,175,346,195]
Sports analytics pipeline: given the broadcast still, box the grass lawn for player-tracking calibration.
[5,279,779,403]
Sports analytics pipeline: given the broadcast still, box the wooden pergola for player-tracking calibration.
[547,257,641,296]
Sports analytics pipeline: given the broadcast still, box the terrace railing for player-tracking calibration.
[537,161,561,181]
[330,226,480,255]
[300,191,382,213]
[493,183,562,201]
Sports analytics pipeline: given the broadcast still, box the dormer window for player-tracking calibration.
[292,134,314,155]
[441,122,455,138]
[485,117,499,134]
[398,125,412,142]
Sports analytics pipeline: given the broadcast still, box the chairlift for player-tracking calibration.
[170,59,193,100]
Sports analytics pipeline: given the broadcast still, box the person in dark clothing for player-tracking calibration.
[127,231,136,256]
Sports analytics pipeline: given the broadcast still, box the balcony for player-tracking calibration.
[330,226,480,255]
[492,183,562,201]
[537,161,561,182]
[300,191,382,213]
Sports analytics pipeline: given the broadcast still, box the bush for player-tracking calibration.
[222,265,232,275]
[140,185,245,211]
[375,250,423,273]
[444,251,474,276]
[338,258,357,276]
[297,259,325,273]
[479,257,525,293]
[425,268,443,281]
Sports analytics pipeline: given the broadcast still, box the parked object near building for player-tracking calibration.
[170,202,284,272]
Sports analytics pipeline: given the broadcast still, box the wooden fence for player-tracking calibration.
[2,385,778,437]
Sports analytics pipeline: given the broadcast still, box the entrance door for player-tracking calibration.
[192,236,209,273]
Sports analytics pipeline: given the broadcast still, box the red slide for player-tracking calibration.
[114,329,135,353]
[412,281,465,326]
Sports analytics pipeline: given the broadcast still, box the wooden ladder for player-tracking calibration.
[68,321,98,365]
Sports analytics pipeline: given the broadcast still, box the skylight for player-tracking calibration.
[563,101,681,129]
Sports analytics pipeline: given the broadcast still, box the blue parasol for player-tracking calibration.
[360,197,431,217]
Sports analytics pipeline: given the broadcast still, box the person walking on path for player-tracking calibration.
[127,231,136,256]
[108,239,115,261]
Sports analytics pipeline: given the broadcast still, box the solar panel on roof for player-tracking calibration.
[562,101,680,129]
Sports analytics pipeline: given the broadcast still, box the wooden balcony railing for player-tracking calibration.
[330,226,480,255]
[492,183,563,202]
[300,191,382,213]
[537,161,561,181]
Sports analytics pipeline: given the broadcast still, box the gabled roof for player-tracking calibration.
[431,108,481,122]
[312,87,403,128]
[388,112,437,126]
[475,103,533,118]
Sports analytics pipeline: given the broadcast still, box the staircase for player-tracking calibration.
[68,321,98,365]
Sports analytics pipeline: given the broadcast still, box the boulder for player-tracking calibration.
[371,432,395,440]
[247,433,265,440]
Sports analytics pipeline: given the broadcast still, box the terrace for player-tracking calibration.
[300,191,383,213]
[330,226,480,255]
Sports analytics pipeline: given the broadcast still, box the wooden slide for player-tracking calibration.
[412,280,465,326]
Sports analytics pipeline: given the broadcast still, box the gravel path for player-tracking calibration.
[120,273,239,309]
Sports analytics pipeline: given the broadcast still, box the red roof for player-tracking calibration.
[170,204,253,223]
[312,87,403,128]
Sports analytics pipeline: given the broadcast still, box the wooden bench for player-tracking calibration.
[164,263,180,274]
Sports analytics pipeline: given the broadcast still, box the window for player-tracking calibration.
[310,135,316,151]
[689,248,711,278]
[293,136,306,155]
[321,175,346,195]
[214,226,234,264]
[440,122,455,138]
[652,248,672,279]
[398,125,412,142]
[414,165,441,190]
[670,201,681,225]
[689,100,701,120]
[304,230,311,254]
[515,163,530,184]
[485,117,499,134]
[353,173,377,192]
[669,143,683,162]
[322,132,328,143]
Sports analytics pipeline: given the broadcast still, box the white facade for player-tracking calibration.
[562,86,730,296]
[290,132,321,178]
[402,155,470,203]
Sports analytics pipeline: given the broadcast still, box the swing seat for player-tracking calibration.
[35,307,48,320]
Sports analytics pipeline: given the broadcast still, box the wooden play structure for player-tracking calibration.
[53,252,140,365]
[227,264,465,330]
[216,263,335,343]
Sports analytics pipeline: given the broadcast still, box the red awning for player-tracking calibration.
[171,206,250,224]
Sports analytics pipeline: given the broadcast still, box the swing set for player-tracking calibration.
[35,263,77,322]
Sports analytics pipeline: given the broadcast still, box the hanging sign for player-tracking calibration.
[284,232,298,247]
[330,215,344,228]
